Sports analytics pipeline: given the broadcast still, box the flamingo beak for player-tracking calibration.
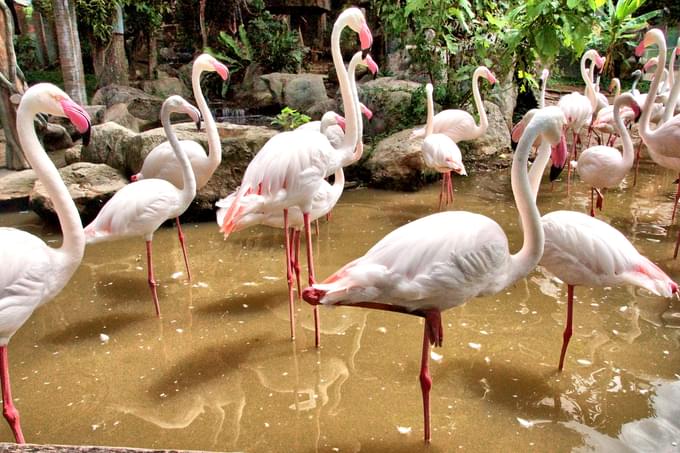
[60,98,92,146]
[365,54,379,75]
[487,71,497,85]
[631,100,642,122]
[635,40,646,58]
[212,61,229,80]
[336,115,346,131]
[359,22,373,50]
[360,104,373,120]
[549,135,568,181]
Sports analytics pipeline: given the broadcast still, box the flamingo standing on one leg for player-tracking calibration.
[0,83,92,443]
[574,94,642,216]
[302,107,567,443]
[558,49,604,193]
[634,29,680,255]
[219,8,373,346]
[129,54,229,281]
[84,96,201,317]
[419,83,467,209]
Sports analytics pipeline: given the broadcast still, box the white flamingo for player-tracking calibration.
[0,83,92,443]
[302,107,567,443]
[84,96,200,317]
[129,54,229,280]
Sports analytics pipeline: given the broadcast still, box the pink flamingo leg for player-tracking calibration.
[674,230,680,260]
[303,212,320,347]
[146,240,161,317]
[175,217,191,282]
[419,309,442,443]
[590,188,595,217]
[558,285,575,371]
[567,131,578,196]
[633,141,642,187]
[671,173,680,223]
[595,188,604,212]
[283,210,296,340]
[314,219,320,236]
[293,229,302,299]
[0,346,24,444]
[438,174,445,211]
[448,172,454,205]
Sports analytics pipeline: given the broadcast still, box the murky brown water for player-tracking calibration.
[2,154,680,452]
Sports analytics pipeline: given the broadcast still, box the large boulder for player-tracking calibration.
[92,84,164,128]
[0,169,37,210]
[364,128,436,191]
[142,76,191,100]
[357,77,421,136]
[29,162,127,224]
[81,121,138,173]
[103,103,153,132]
[235,69,329,114]
[459,101,512,160]
[42,123,73,151]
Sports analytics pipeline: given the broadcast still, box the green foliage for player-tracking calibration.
[271,107,310,130]
[206,26,253,75]
[75,0,119,44]
[588,0,661,78]
[14,35,40,71]
[25,70,98,98]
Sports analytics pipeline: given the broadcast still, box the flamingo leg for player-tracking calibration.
[674,229,680,260]
[672,174,680,223]
[419,309,442,443]
[293,229,302,299]
[146,240,161,317]
[175,217,191,282]
[0,346,24,444]
[303,212,320,347]
[314,219,320,236]
[590,188,595,217]
[447,171,454,205]
[633,141,642,187]
[558,285,575,371]
[284,210,296,340]
[595,188,604,211]
[438,174,445,211]
[567,131,578,196]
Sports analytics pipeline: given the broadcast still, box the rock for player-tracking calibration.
[29,162,127,224]
[357,77,421,136]
[92,84,164,125]
[307,98,338,120]
[42,123,73,151]
[64,144,82,165]
[282,75,329,112]
[364,128,436,191]
[235,69,329,114]
[85,105,107,126]
[489,68,518,129]
[81,121,138,173]
[142,76,191,100]
[0,169,37,210]
[103,103,151,132]
[459,101,512,160]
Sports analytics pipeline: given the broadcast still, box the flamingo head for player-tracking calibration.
[195,53,229,80]
[636,29,664,57]
[335,114,346,131]
[540,68,550,82]
[163,95,202,127]
[549,134,568,182]
[27,83,92,146]
[481,66,497,85]
[341,7,372,50]
[359,103,373,121]
[511,109,536,143]
[426,83,434,97]
[130,173,140,182]
[302,286,326,305]
[364,54,379,75]
[643,56,659,73]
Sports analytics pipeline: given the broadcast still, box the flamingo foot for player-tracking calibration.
[0,346,25,444]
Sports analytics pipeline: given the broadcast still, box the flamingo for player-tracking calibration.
[216,50,376,314]
[634,29,680,243]
[0,83,92,443]
[296,104,372,149]
[574,94,641,216]
[302,107,567,443]
[129,54,228,281]
[523,127,678,372]
[558,49,604,192]
[219,8,373,347]
[661,40,680,125]
[84,96,200,317]
[419,83,467,209]
[410,66,497,142]
[592,78,631,147]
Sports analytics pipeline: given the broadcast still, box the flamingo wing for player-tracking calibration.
[422,134,466,174]
[645,116,680,158]
[576,146,626,188]
[137,140,209,188]
[313,211,510,312]
[432,110,478,142]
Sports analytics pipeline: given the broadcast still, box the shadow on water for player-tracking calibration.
[40,312,149,345]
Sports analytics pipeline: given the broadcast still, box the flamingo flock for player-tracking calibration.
[2,9,680,446]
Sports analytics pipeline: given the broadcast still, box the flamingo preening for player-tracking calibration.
[0,83,92,443]
[302,107,566,443]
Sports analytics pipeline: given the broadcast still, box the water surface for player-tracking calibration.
[1,155,680,452]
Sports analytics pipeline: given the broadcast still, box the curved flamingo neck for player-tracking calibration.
[508,115,545,284]
[17,98,84,261]
[331,14,359,163]
[528,141,551,202]
[663,69,680,123]
[615,95,635,169]
[425,87,434,137]
[161,105,196,207]
[581,53,597,110]
[191,65,220,178]
[539,73,548,109]
[611,78,621,97]
[640,33,667,142]
[347,52,364,161]
[471,67,488,137]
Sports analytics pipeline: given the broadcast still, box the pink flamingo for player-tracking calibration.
[410,66,497,142]
[129,54,229,281]
[219,8,373,347]
[302,107,566,443]
[420,83,467,209]
[558,49,604,191]
[635,29,680,252]
[524,134,678,372]
[84,96,201,316]
[574,94,641,216]
[297,104,372,149]
[0,83,91,443]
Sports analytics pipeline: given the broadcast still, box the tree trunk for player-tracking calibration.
[0,0,27,169]
[199,0,207,50]
[53,0,87,104]
[148,31,157,79]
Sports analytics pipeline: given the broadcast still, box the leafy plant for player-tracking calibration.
[206,25,253,75]
[271,107,310,130]
[247,8,306,73]
[588,0,661,78]
[14,35,40,72]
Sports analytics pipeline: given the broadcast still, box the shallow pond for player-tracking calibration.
[1,154,680,452]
